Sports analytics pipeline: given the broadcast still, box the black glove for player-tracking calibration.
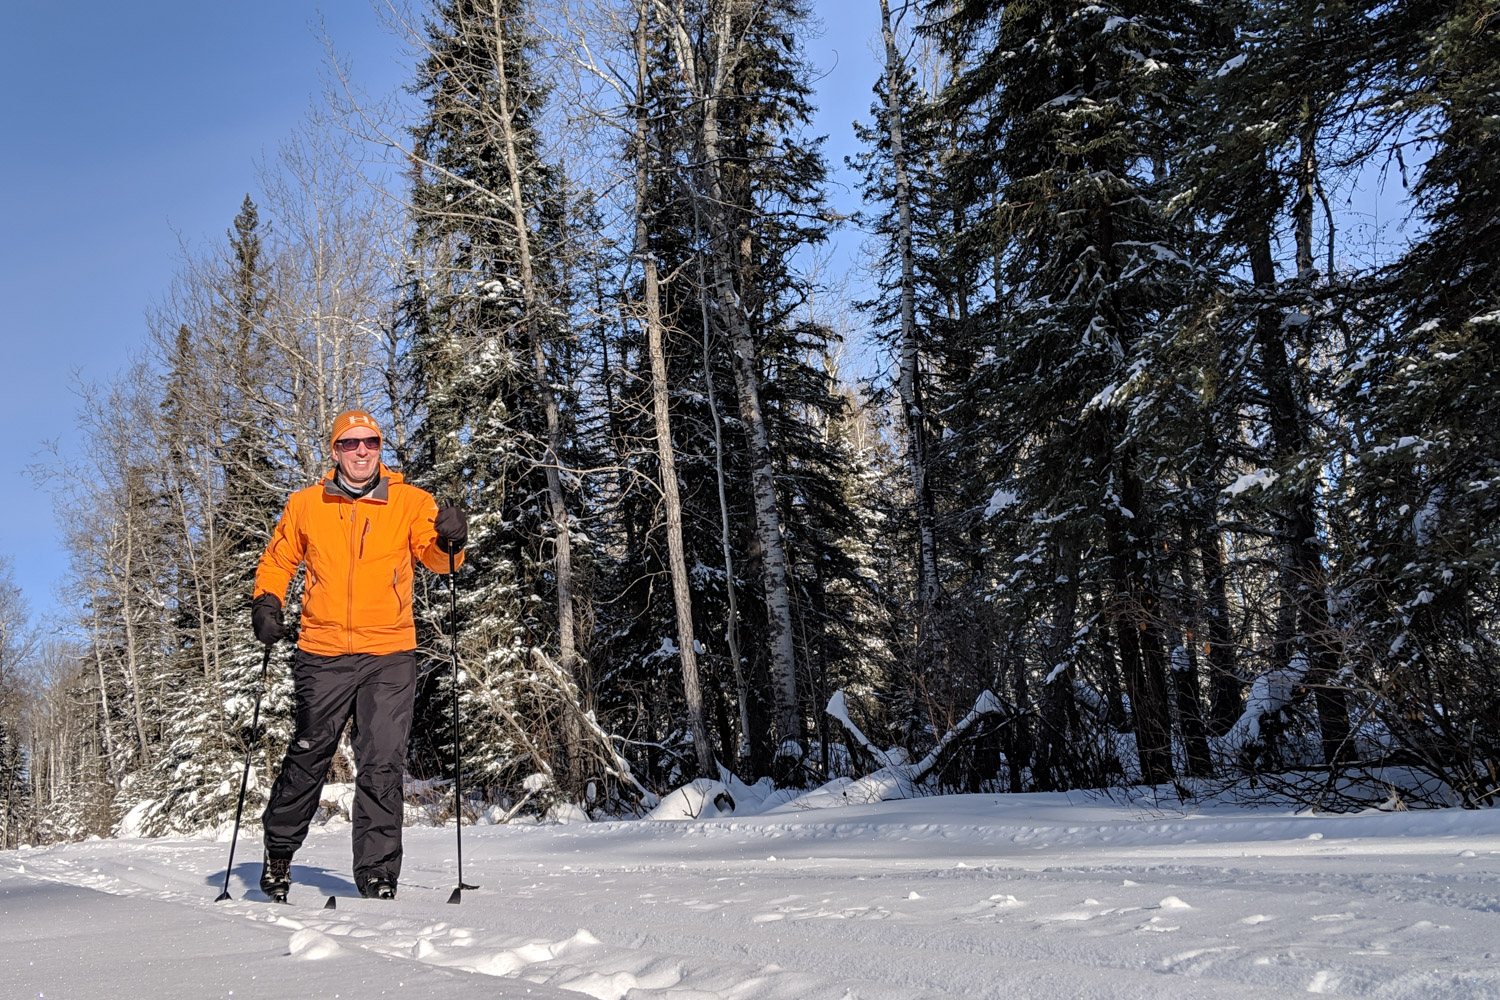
[252,593,286,646]
[435,506,468,554]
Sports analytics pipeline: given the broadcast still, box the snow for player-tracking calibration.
[1116,241,1183,263]
[825,690,903,771]
[1224,654,1308,753]
[115,799,155,839]
[644,778,737,821]
[1370,436,1433,459]
[984,487,1019,519]
[4,790,1500,998]
[1223,468,1278,496]
[1170,644,1189,673]
[1215,54,1248,77]
[646,636,680,661]
[1086,381,1118,411]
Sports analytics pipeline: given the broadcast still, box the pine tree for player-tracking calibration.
[928,0,1211,785]
[400,0,619,803]
[850,1,946,658]
[637,0,860,777]
[149,198,293,834]
[1333,0,1500,804]
[0,559,37,848]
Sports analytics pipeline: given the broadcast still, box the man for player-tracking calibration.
[251,409,467,902]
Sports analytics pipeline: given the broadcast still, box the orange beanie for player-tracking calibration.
[329,409,382,454]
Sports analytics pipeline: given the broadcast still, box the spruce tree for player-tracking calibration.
[1334,0,1500,804]
[0,559,36,848]
[928,0,1210,785]
[400,0,607,802]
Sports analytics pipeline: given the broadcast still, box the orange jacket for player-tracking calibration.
[254,466,463,656]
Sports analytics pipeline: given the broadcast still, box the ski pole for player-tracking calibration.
[216,643,273,902]
[447,546,478,904]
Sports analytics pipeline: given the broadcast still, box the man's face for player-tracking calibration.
[334,426,382,485]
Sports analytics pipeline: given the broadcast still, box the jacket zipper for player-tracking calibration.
[346,499,359,653]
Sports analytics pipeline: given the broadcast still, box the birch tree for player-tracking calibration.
[628,5,716,775]
[654,0,803,751]
[878,0,939,620]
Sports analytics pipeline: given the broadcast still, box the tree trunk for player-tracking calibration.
[1169,532,1213,778]
[1250,189,1350,768]
[1292,116,1351,768]
[1170,629,1213,779]
[1112,462,1174,786]
[1032,542,1078,791]
[662,0,801,749]
[490,3,584,782]
[634,8,715,777]
[1197,519,1240,736]
[694,201,751,762]
[878,0,939,618]
[88,602,120,784]
[116,507,151,766]
[1005,644,1030,792]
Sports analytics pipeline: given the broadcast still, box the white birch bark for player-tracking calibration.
[488,2,585,770]
[879,0,940,615]
[694,200,751,755]
[115,500,152,766]
[658,0,801,747]
[634,8,716,775]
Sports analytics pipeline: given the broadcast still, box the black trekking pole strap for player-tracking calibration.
[216,643,273,901]
[448,546,477,903]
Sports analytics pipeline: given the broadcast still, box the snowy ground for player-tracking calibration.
[4,787,1499,999]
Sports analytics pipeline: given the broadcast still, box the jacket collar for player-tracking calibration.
[322,464,402,503]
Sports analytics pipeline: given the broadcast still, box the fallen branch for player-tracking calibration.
[824,689,1017,798]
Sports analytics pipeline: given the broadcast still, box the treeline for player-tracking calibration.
[854,0,1500,806]
[3,0,1496,846]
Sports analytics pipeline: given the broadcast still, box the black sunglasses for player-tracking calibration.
[334,435,382,453]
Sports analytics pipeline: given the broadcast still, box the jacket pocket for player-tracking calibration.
[302,559,331,625]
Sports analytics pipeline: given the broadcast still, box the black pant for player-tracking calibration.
[261,649,416,880]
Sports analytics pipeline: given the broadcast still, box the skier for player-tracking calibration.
[250,409,467,901]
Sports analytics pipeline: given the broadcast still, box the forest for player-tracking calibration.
[1,0,1497,848]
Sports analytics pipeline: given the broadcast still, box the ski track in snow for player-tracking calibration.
[4,793,1500,999]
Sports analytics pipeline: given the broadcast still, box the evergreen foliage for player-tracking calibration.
[11,0,1500,842]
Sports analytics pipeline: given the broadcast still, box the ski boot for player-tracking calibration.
[356,873,397,900]
[260,853,292,904]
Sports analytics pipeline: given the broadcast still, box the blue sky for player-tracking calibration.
[0,1,884,627]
